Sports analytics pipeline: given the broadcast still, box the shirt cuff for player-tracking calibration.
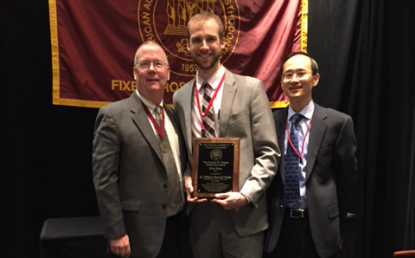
[240,192,251,204]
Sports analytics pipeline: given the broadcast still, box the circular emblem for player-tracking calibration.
[210,148,222,161]
[137,0,240,78]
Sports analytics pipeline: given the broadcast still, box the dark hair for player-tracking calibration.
[187,11,224,40]
[281,52,319,75]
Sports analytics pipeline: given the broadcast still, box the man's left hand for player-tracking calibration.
[211,192,249,210]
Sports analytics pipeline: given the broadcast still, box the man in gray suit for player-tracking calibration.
[93,41,190,258]
[263,52,357,258]
[173,11,280,258]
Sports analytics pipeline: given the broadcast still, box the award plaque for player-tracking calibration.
[192,138,240,198]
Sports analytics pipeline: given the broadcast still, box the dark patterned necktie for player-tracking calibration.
[202,82,216,138]
[154,106,184,216]
[284,114,303,208]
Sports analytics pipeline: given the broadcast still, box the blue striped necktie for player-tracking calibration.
[284,114,303,207]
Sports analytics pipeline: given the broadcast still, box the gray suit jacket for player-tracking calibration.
[264,104,357,258]
[173,68,280,236]
[92,93,189,258]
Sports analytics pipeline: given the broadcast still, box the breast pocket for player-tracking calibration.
[227,109,249,136]
[328,204,339,220]
[316,146,333,167]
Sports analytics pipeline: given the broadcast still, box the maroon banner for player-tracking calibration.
[49,0,307,108]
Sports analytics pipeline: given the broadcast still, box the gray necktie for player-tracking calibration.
[154,106,184,216]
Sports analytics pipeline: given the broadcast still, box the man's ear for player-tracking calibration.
[133,66,138,80]
[220,37,226,50]
[312,73,320,87]
[186,39,191,52]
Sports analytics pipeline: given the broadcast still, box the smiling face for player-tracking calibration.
[133,43,170,104]
[187,17,225,79]
[281,54,320,111]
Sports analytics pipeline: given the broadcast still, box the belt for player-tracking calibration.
[284,208,308,219]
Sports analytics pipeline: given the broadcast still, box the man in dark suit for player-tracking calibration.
[92,41,189,258]
[173,12,280,258]
[264,52,357,258]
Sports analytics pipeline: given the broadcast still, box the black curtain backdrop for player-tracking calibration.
[1,1,414,258]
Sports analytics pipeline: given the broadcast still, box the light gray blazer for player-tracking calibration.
[173,68,280,236]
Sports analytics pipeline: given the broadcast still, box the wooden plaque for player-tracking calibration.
[192,138,240,198]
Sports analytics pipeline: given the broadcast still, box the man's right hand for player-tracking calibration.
[109,234,131,257]
[184,176,207,203]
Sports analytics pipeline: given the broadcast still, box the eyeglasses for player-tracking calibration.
[282,71,312,81]
[136,60,168,70]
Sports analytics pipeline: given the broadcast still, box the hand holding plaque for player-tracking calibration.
[192,138,240,198]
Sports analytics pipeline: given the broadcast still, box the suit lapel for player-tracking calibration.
[165,105,188,171]
[276,109,288,152]
[164,105,178,133]
[182,78,195,153]
[305,104,327,181]
[275,109,288,181]
[128,93,164,163]
[219,69,236,137]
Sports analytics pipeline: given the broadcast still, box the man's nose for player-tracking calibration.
[291,74,301,81]
[201,40,209,49]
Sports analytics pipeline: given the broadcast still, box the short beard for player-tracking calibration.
[195,53,221,71]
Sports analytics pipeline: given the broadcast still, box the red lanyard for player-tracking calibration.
[286,117,312,158]
[141,102,165,141]
[194,73,225,133]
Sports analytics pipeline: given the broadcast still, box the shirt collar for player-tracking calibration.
[196,65,225,92]
[288,100,314,121]
[135,90,163,112]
